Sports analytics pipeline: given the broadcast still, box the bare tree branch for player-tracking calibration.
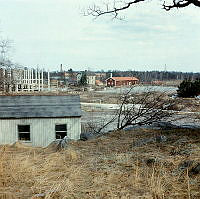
[84,0,146,19]
[116,91,174,130]
[163,0,192,11]
[85,0,200,18]
[85,111,118,135]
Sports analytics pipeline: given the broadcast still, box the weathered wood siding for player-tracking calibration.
[0,117,81,147]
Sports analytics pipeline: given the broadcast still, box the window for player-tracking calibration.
[55,124,67,139]
[18,125,31,141]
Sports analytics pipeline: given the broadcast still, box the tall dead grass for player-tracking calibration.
[0,129,200,199]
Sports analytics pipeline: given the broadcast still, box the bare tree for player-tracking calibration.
[0,39,17,92]
[0,39,12,61]
[85,0,200,19]
[85,115,117,134]
[115,89,175,130]
[84,88,177,135]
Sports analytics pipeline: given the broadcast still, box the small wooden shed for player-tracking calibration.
[0,95,81,147]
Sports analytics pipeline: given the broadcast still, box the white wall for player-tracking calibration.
[87,76,96,85]
[0,117,81,147]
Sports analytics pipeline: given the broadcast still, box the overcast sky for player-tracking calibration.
[0,0,200,72]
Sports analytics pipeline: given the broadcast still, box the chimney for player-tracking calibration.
[110,73,112,78]
[60,64,63,72]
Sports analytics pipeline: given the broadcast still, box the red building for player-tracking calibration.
[106,76,139,87]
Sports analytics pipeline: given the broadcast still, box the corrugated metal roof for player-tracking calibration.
[0,95,81,119]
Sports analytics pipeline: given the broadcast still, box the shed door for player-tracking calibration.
[55,124,67,139]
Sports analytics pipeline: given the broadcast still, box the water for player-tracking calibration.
[97,85,177,94]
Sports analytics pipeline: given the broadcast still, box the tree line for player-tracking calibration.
[102,70,200,83]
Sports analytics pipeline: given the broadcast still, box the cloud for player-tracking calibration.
[0,0,200,72]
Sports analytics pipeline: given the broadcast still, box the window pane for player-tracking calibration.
[18,125,30,132]
[55,124,67,139]
[55,124,66,131]
[56,131,67,139]
[19,133,30,141]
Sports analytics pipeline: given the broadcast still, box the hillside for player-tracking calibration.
[0,128,200,199]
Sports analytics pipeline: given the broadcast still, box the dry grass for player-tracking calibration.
[0,128,200,199]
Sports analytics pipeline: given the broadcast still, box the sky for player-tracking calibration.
[0,0,200,72]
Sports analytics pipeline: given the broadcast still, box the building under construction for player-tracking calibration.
[0,65,50,93]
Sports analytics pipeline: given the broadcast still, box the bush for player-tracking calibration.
[177,79,200,98]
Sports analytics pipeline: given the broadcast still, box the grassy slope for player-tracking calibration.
[0,128,200,199]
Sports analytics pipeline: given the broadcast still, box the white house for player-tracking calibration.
[87,75,96,85]
[76,73,96,86]
[0,95,81,147]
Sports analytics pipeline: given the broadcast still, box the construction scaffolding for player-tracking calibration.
[0,66,50,93]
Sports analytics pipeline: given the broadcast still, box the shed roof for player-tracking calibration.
[0,95,81,119]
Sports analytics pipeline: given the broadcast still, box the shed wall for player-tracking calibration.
[0,117,81,147]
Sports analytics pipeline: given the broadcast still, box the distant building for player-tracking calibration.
[95,72,107,81]
[106,75,139,87]
[50,79,59,88]
[95,80,104,86]
[87,75,96,85]
[0,95,81,147]
[0,67,49,92]
[77,72,96,86]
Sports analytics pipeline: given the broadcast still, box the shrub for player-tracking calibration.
[177,79,200,98]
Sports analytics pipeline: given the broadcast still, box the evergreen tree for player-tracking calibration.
[193,79,200,96]
[177,79,200,98]
[79,71,87,86]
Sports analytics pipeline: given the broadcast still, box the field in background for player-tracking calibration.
[0,128,200,199]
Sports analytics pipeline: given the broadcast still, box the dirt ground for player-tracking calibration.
[0,128,200,199]
[81,91,200,112]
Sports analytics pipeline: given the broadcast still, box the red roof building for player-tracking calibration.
[106,76,139,87]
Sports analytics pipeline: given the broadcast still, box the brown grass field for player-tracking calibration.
[0,128,200,199]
